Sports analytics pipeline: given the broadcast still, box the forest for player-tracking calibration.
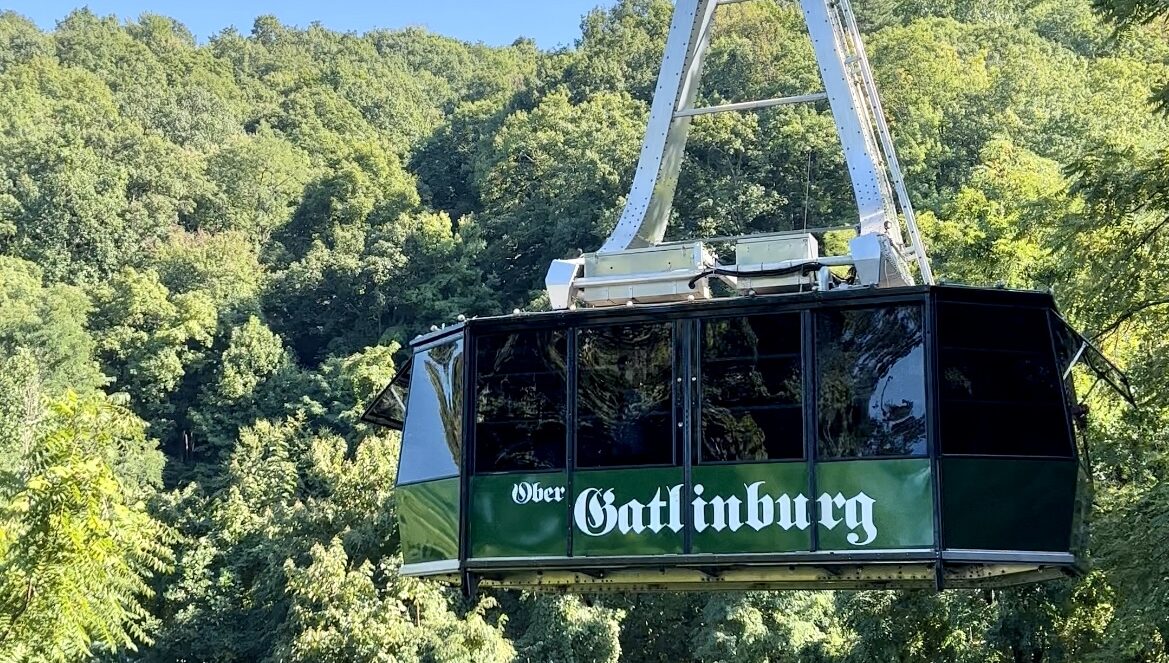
[1,0,1169,660]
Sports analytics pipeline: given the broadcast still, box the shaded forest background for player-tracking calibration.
[3,0,1169,660]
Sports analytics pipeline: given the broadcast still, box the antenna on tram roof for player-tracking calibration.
[545,0,933,310]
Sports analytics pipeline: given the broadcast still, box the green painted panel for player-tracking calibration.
[816,458,934,550]
[572,467,684,557]
[461,460,936,559]
[691,463,811,553]
[398,478,459,564]
[471,472,568,558]
[942,458,1076,552]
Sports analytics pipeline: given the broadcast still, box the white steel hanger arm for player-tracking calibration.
[549,0,933,310]
[596,0,927,264]
[599,0,718,253]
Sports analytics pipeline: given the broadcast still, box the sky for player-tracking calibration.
[3,0,617,48]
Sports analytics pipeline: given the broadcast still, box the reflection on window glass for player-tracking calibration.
[363,358,412,430]
[701,314,803,462]
[938,303,1071,456]
[475,330,568,472]
[577,324,673,467]
[398,340,464,484]
[816,307,926,457]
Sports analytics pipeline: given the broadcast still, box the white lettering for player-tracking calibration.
[692,483,709,532]
[709,495,743,532]
[511,481,567,505]
[745,481,774,531]
[776,494,811,531]
[574,488,618,536]
[618,499,646,534]
[511,482,532,504]
[647,489,667,533]
[818,492,846,530]
[844,491,877,545]
[564,482,877,546]
[792,494,810,530]
[667,485,684,532]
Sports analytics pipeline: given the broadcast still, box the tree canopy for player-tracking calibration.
[1,0,1169,660]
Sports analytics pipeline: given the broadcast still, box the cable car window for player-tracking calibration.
[816,306,926,458]
[475,330,568,473]
[938,303,1071,456]
[700,314,803,462]
[397,339,464,485]
[577,323,674,468]
[1050,312,1135,407]
[361,357,412,430]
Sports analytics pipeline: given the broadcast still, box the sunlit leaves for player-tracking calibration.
[0,391,171,660]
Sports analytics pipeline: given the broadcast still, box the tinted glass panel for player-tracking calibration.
[577,323,674,467]
[701,314,803,462]
[816,306,926,457]
[939,302,1052,352]
[938,303,1071,456]
[475,330,568,472]
[362,358,411,430]
[397,340,463,484]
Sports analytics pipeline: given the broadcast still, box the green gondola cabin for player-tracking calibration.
[362,285,1127,592]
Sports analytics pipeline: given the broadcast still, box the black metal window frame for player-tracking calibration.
[810,302,931,462]
[360,356,412,431]
[694,311,807,466]
[461,289,944,483]
[471,328,571,475]
[572,320,680,471]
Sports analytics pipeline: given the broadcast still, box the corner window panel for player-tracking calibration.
[577,323,674,467]
[397,339,464,484]
[938,303,1071,456]
[475,330,568,473]
[701,314,803,462]
[816,306,926,458]
[362,357,412,430]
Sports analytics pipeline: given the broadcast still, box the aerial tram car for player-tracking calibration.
[363,0,1133,592]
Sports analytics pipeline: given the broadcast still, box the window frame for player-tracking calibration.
[360,356,413,431]
[472,328,570,475]
[572,320,679,470]
[396,335,466,487]
[934,301,1076,460]
[695,312,807,465]
[812,303,930,461]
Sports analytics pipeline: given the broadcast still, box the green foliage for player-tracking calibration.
[0,389,171,660]
[274,540,513,663]
[1092,0,1169,27]
[513,595,624,663]
[186,316,306,462]
[476,90,645,302]
[193,129,315,241]
[922,139,1074,287]
[89,267,217,441]
[146,229,264,319]
[0,0,1166,659]
[691,592,849,662]
[0,256,104,393]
